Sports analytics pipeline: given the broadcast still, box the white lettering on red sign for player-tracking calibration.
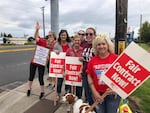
[70,65,77,70]
[111,73,129,88]
[50,64,64,68]
[53,69,62,73]
[54,59,61,63]
[112,61,141,87]
[125,60,141,73]
[69,76,78,81]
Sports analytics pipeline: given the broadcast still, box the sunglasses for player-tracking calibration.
[78,33,85,36]
[85,33,94,36]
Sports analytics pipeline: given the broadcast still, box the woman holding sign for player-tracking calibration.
[53,29,72,100]
[27,22,51,99]
[66,34,83,99]
[86,35,121,113]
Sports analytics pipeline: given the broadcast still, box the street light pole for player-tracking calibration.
[45,0,51,29]
[45,0,59,35]
[41,6,46,38]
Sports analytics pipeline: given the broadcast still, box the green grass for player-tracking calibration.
[131,79,150,113]
[0,43,16,46]
[139,43,150,50]
[130,43,150,113]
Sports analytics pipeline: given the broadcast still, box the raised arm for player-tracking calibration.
[34,22,40,42]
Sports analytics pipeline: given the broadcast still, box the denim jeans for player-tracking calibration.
[57,78,63,95]
[82,73,94,105]
[76,86,82,99]
[57,78,71,95]
[96,94,121,113]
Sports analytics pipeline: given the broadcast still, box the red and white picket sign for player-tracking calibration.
[65,56,82,86]
[101,42,150,99]
[49,52,66,78]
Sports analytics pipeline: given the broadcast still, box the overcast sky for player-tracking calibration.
[0,0,150,38]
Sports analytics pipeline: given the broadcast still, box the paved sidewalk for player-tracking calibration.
[0,74,68,113]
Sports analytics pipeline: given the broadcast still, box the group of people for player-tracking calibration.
[26,22,121,113]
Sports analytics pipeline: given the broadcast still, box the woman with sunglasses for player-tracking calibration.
[77,30,86,47]
[81,27,96,105]
[46,31,57,89]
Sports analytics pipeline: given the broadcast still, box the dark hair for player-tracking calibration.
[57,29,71,44]
[86,27,96,35]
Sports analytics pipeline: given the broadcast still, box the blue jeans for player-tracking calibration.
[57,78,71,95]
[57,78,63,95]
[82,73,94,105]
[96,95,121,113]
[76,86,82,99]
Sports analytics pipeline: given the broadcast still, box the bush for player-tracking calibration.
[24,42,35,45]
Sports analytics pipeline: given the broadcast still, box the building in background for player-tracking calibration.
[2,37,28,45]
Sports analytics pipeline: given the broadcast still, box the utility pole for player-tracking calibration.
[45,0,59,36]
[45,0,51,30]
[51,0,59,35]
[41,6,46,38]
[115,0,128,54]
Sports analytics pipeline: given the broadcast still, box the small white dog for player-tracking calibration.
[73,99,96,113]
[62,93,96,113]
[62,93,78,104]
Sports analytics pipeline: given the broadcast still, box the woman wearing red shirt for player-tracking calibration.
[86,35,120,113]
[27,22,51,99]
[66,35,83,99]
[53,29,72,100]
[46,31,57,88]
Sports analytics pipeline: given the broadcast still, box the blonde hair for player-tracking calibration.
[73,34,81,40]
[92,35,115,56]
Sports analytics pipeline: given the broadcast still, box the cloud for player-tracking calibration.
[0,0,150,38]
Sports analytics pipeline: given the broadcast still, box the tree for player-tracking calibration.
[3,33,7,37]
[7,33,13,37]
[28,36,35,42]
[139,21,150,43]
[1,32,3,37]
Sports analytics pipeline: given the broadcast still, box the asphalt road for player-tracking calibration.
[0,46,35,86]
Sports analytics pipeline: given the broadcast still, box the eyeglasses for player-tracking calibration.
[85,33,94,36]
[78,33,85,36]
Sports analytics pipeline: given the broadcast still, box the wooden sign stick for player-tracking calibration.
[85,92,109,113]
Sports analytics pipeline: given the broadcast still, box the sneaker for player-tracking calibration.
[27,90,31,96]
[39,92,45,99]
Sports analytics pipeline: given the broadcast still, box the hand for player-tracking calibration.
[54,50,60,55]
[78,73,82,78]
[35,22,40,30]
[93,91,104,103]
[79,57,84,62]
[105,88,116,95]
